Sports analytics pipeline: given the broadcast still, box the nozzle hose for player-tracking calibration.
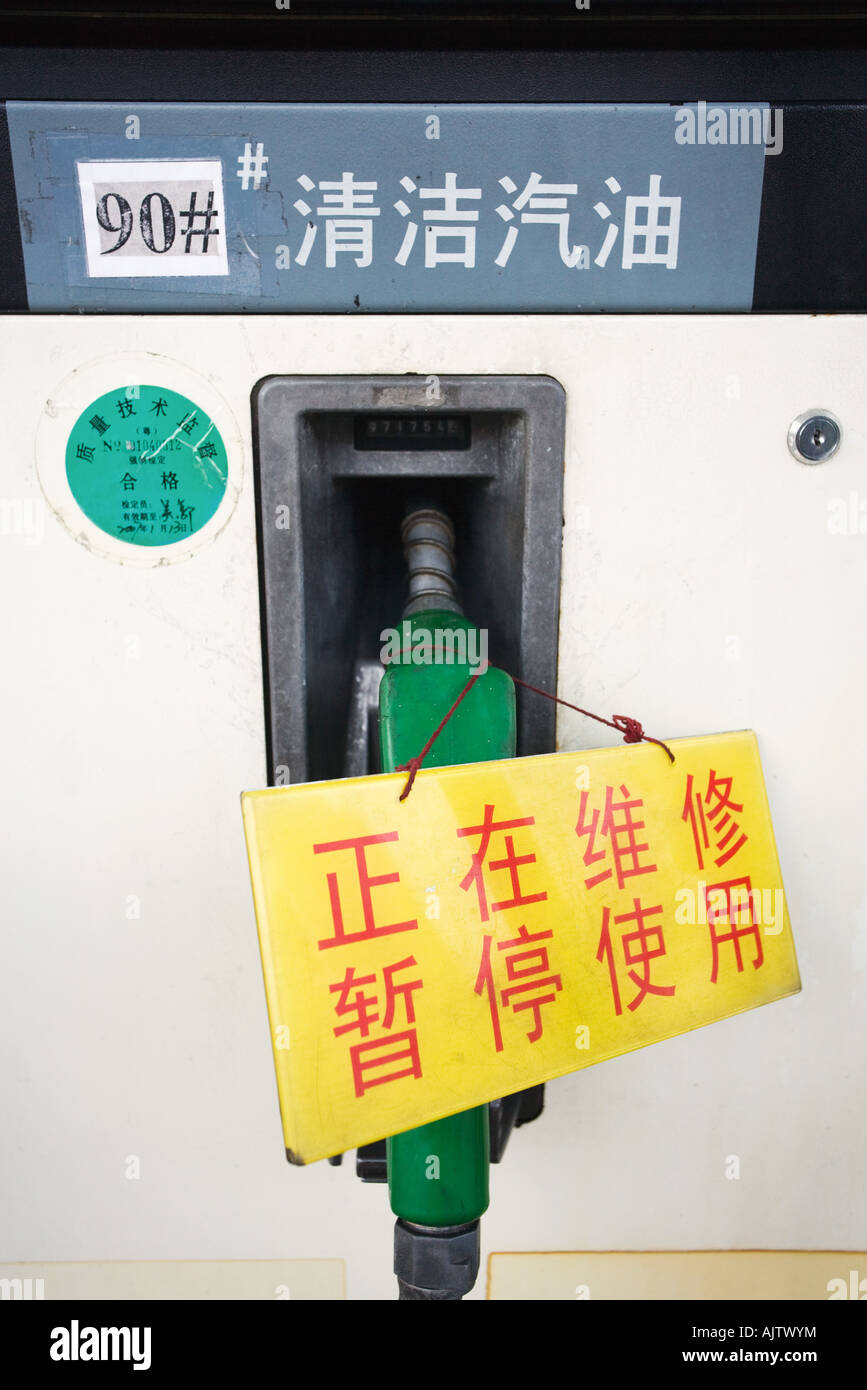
[401,508,462,617]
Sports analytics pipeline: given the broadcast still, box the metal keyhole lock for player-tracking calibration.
[788,409,842,465]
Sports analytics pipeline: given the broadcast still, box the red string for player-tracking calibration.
[392,650,674,800]
[395,670,484,801]
[509,675,675,764]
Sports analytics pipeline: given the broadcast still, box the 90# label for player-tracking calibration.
[76,159,229,278]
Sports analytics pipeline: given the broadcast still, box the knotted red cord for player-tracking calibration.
[509,675,675,763]
[393,658,674,801]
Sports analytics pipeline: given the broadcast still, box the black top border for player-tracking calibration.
[3,2,867,52]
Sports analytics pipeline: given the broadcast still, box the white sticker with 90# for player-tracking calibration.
[76,159,229,278]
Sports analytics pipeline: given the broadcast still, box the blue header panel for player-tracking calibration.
[7,101,770,311]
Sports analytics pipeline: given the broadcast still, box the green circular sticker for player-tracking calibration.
[65,384,228,547]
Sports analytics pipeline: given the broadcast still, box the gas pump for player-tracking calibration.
[2,2,866,1310]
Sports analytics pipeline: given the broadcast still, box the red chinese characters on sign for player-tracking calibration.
[704,876,764,985]
[682,769,764,985]
[307,764,770,1094]
[575,783,657,891]
[313,831,418,950]
[682,770,748,870]
[457,803,548,921]
[314,829,423,1097]
[330,956,424,1096]
[474,925,563,1051]
[596,898,675,1015]
[460,805,562,1052]
[576,782,674,1018]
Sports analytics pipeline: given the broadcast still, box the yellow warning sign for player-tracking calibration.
[242,732,800,1165]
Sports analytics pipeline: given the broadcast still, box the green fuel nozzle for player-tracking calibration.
[378,505,517,1300]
